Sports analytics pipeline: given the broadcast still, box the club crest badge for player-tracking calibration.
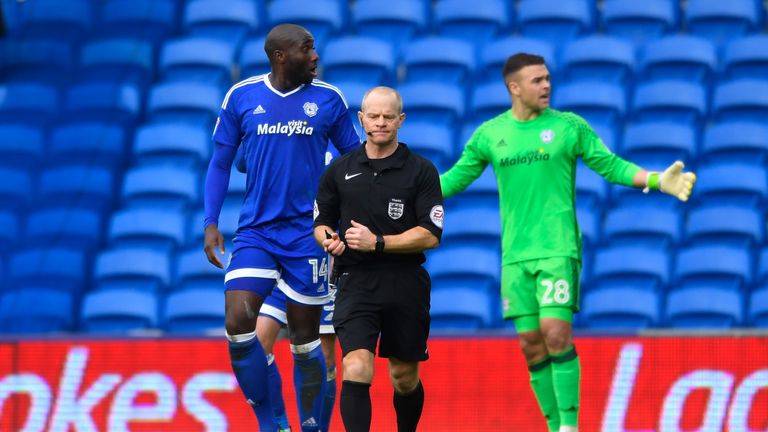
[540,129,555,143]
[303,101,318,117]
[388,199,404,220]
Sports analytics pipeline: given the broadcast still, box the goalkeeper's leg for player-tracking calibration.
[515,315,561,432]
[541,309,580,432]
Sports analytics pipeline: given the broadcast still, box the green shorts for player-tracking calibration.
[501,257,581,325]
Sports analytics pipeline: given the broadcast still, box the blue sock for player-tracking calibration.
[267,354,290,429]
[291,340,327,431]
[320,365,337,432]
[228,332,277,431]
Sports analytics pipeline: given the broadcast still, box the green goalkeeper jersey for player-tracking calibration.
[440,108,642,265]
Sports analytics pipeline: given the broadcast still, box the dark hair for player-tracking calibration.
[502,53,546,80]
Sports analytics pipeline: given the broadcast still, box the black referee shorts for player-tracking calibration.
[332,264,431,362]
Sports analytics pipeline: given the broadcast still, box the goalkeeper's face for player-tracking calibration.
[510,64,551,112]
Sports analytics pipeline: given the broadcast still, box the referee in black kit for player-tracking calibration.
[313,86,444,432]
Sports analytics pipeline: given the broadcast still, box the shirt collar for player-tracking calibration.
[354,142,410,169]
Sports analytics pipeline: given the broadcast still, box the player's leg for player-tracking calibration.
[281,251,333,432]
[225,245,282,431]
[503,262,560,432]
[333,269,381,432]
[380,265,430,432]
[259,289,292,431]
[536,258,582,432]
[318,281,337,432]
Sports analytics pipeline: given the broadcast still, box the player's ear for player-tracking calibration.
[398,112,405,127]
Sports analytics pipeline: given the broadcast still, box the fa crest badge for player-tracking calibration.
[388,199,404,220]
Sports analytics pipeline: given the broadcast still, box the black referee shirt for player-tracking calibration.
[314,143,443,267]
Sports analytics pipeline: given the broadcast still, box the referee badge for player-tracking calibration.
[388,199,404,220]
[303,102,318,117]
[430,205,444,229]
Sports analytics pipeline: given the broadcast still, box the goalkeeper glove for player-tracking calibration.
[644,161,696,202]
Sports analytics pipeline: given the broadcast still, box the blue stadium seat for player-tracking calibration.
[581,287,660,329]
[712,79,768,123]
[575,162,608,209]
[758,248,768,285]
[562,36,636,84]
[25,208,103,252]
[685,206,763,249]
[78,38,155,91]
[684,0,760,48]
[398,123,454,170]
[556,81,626,126]
[603,206,681,249]
[175,249,226,291]
[80,289,158,333]
[631,80,707,126]
[443,166,499,210]
[517,0,593,46]
[749,287,768,327]
[133,123,210,168]
[238,37,269,78]
[433,0,509,47]
[674,245,752,290]
[37,165,115,213]
[322,36,396,86]
[0,168,31,212]
[592,246,670,291]
[427,245,501,288]
[146,81,223,126]
[576,206,600,248]
[163,288,224,333]
[701,122,768,165]
[48,121,127,170]
[8,248,86,293]
[97,0,180,47]
[430,286,494,330]
[723,35,768,80]
[94,248,171,292]
[621,122,696,166]
[0,124,44,170]
[695,163,768,207]
[108,208,186,252]
[469,81,511,125]
[402,37,475,84]
[640,35,717,84]
[0,289,75,333]
[18,0,93,46]
[601,0,677,47]
[352,0,427,56]
[479,37,557,83]
[183,0,259,48]
[334,81,368,114]
[440,206,501,250]
[267,0,343,50]
[1,39,75,86]
[63,82,141,126]
[397,83,464,127]
[159,37,235,88]
[122,166,199,210]
[0,82,60,126]
[665,287,743,328]
[0,210,18,249]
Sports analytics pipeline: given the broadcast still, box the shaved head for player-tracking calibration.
[361,86,402,114]
[264,23,312,63]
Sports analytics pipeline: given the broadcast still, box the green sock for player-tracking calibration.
[551,345,581,427]
[528,357,560,432]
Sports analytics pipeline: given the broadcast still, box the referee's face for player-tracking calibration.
[359,91,404,147]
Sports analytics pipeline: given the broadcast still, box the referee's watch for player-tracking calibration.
[375,234,385,254]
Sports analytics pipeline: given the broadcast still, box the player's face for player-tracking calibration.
[511,64,551,111]
[358,92,404,147]
[284,33,319,84]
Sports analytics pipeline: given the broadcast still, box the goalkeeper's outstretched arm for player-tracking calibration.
[631,161,697,202]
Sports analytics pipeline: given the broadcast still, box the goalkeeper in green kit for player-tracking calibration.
[439,53,696,432]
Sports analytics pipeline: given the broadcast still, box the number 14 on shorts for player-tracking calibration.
[541,279,570,304]
[308,257,329,283]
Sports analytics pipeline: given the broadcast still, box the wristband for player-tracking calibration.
[642,172,660,194]
[375,234,385,254]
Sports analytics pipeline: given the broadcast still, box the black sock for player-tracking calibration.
[393,380,424,432]
[341,380,372,432]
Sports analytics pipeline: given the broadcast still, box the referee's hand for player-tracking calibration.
[323,231,346,256]
[346,220,375,252]
[204,224,226,269]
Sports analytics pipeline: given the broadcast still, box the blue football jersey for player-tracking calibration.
[214,74,361,253]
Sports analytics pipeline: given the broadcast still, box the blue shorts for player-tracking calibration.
[261,282,336,334]
[225,241,330,305]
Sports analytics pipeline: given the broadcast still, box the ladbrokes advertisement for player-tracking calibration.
[0,336,766,431]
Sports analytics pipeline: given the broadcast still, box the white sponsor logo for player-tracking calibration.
[313,200,319,220]
[430,205,444,229]
[302,417,318,427]
[540,129,555,143]
[252,105,265,115]
[257,120,313,136]
[344,172,362,180]
[388,199,404,220]
[303,102,318,117]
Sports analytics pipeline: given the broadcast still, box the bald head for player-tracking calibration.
[361,86,402,114]
[264,23,313,63]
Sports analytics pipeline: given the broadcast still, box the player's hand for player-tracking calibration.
[660,161,696,202]
[204,224,226,268]
[323,231,346,256]
[345,220,376,252]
